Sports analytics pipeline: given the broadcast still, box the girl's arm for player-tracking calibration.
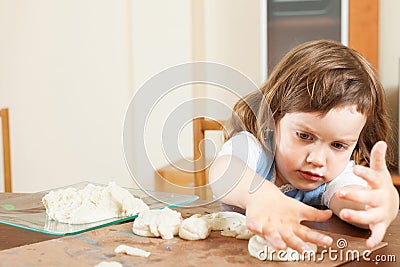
[328,141,399,248]
[209,155,333,252]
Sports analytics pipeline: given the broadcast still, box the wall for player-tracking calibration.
[379,0,400,167]
[0,0,399,192]
[0,0,135,192]
[0,0,194,192]
[128,0,192,189]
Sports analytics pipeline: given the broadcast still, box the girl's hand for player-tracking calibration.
[337,141,399,248]
[210,154,333,253]
[245,185,333,252]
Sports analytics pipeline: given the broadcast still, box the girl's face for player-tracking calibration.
[274,105,367,191]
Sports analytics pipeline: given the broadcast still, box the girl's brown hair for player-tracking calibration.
[228,39,393,167]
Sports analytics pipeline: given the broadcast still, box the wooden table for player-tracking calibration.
[0,193,399,266]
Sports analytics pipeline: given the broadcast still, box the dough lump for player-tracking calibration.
[178,211,253,241]
[204,211,253,239]
[42,182,149,224]
[178,214,211,240]
[133,207,182,239]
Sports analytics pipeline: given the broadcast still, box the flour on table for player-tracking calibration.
[248,235,317,261]
[132,207,182,239]
[114,244,151,257]
[42,182,149,224]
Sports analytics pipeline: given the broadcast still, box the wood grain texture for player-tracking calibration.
[1,199,399,266]
[193,117,224,187]
[349,0,379,70]
[0,108,12,192]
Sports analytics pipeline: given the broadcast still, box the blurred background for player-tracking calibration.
[0,0,398,192]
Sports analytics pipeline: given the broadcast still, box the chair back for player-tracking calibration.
[0,108,12,192]
[193,117,226,187]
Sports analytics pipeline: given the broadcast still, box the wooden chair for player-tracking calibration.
[155,117,226,199]
[0,108,12,192]
[193,117,226,187]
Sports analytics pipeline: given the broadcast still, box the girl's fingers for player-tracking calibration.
[339,208,381,225]
[247,203,334,253]
[262,229,286,250]
[246,220,262,234]
[246,221,287,250]
[337,189,383,207]
[295,225,333,247]
[281,231,311,253]
[301,206,332,222]
[276,226,333,253]
[353,141,390,189]
[369,141,387,172]
[367,223,387,248]
[353,165,381,189]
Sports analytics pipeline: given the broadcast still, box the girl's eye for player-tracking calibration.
[331,142,345,150]
[296,132,312,140]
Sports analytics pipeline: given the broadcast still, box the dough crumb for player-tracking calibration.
[94,261,123,267]
[114,244,151,257]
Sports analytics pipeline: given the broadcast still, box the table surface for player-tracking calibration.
[0,193,399,267]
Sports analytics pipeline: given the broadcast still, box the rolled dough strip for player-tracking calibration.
[94,261,123,267]
[114,244,151,257]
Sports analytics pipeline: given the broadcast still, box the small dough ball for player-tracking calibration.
[178,214,211,240]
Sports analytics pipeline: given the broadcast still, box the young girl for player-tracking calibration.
[209,40,399,253]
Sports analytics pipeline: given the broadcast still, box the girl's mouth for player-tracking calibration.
[298,171,323,182]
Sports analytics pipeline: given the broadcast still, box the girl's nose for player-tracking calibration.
[306,147,326,167]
